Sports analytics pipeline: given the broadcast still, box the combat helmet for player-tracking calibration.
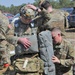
[20,6,35,19]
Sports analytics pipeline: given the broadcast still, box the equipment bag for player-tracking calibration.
[38,30,56,75]
[13,57,44,73]
[15,33,39,55]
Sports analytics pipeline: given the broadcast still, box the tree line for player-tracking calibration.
[0,0,74,15]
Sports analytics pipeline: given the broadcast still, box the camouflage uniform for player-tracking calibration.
[9,7,44,75]
[0,12,10,67]
[0,11,15,75]
[53,39,74,75]
[36,9,69,33]
[43,9,69,31]
[37,0,69,32]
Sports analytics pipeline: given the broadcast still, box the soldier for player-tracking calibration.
[27,0,69,31]
[8,6,44,75]
[51,27,74,75]
[40,0,69,30]
[26,1,51,26]
[38,30,56,75]
[0,11,15,75]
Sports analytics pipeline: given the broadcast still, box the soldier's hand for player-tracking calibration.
[52,56,60,64]
[8,24,12,29]
[26,4,41,12]
[18,38,31,49]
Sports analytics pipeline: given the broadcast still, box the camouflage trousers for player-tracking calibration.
[0,46,11,70]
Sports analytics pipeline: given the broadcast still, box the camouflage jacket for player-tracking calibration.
[8,19,44,75]
[0,12,9,40]
[42,9,69,31]
[36,9,69,32]
[0,12,14,50]
[53,39,74,75]
[0,11,14,43]
[0,12,14,66]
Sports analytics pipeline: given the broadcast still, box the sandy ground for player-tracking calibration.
[64,28,75,45]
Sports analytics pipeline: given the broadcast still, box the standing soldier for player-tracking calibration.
[8,6,44,75]
[27,0,69,31]
[27,2,56,75]
[39,0,69,30]
[0,11,14,75]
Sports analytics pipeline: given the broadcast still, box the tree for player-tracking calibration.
[33,0,40,6]
[59,0,71,7]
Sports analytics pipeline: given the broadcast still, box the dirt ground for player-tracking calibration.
[65,28,75,39]
[64,28,75,45]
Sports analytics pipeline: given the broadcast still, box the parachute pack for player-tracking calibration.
[15,22,39,55]
[38,30,55,75]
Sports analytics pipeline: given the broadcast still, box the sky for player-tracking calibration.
[0,0,35,7]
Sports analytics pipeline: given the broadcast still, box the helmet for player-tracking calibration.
[20,6,35,19]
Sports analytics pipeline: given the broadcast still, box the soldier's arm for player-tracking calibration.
[60,43,74,67]
[26,4,51,20]
[6,23,19,45]
[39,8,51,20]
[7,35,19,45]
[6,24,31,48]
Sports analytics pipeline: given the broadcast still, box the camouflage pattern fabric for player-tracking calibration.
[0,12,9,68]
[0,12,9,33]
[37,9,69,31]
[10,13,44,75]
[0,11,12,75]
[53,39,74,75]
[44,9,69,31]
[35,8,51,27]
[7,19,32,45]
[14,56,44,75]
[20,6,35,19]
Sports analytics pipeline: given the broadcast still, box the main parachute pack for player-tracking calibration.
[15,23,39,55]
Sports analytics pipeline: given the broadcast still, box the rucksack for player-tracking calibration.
[13,56,44,73]
[15,32,39,55]
[38,30,56,75]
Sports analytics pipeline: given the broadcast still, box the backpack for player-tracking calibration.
[38,30,56,75]
[15,33,39,55]
[13,55,44,73]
